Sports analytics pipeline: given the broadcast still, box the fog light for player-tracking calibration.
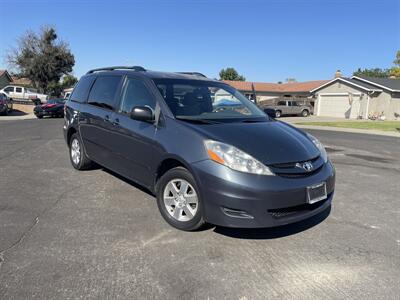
[222,207,254,219]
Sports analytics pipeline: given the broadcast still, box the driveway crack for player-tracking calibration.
[0,185,80,272]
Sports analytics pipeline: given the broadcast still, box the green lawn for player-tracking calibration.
[297,121,400,132]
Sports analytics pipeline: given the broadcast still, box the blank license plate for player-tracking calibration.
[307,182,327,204]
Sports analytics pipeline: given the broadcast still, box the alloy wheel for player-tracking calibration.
[71,138,81,165]
[163,179,198,222]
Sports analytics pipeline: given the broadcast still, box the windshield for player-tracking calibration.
[153,79,267,122]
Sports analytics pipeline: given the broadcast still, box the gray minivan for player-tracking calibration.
[64,66,335,231]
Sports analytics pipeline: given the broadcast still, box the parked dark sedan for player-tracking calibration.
[34,98,65,119]
[0,92,13,115]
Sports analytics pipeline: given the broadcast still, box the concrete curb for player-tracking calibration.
[294,124,400,138]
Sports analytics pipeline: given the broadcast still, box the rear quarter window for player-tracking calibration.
[70,76,95,103]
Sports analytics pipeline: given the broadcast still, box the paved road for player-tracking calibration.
[0,118,399,299]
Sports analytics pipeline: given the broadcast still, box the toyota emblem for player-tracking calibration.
[296,161,313,172]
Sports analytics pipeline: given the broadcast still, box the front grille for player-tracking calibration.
[269,155,323,178]
[276,165,323,178]
[268,197,329,219]
[270,155,319,169]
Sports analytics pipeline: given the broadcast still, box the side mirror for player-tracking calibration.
[130,106,155,122]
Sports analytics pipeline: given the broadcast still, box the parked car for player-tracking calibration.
[34,98,65,119]
[263,100,312,118]
[0,85,48,103]
[0,92,13,115]
[64,66,335,231]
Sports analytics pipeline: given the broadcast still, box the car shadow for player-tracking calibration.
[10,109,28,116]
[102,168,155,196]
[213,206,331,239]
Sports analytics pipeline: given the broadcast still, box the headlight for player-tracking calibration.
[204,140,274,175]
[307,133,328,163]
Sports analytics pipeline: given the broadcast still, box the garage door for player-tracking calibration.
[318,94,360,119]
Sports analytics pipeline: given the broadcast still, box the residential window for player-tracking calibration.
[88,76,121,110]
[119,77,156,114]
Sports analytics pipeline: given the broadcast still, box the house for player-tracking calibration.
[0,69,33,89]
[311,76,400,120]
[224,80,329,107]
[10,76,32,87]
[0,70,13,89]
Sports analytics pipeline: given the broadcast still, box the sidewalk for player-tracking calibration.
[280,116,400,138]
[0,111,36,121]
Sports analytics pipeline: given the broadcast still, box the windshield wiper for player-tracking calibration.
[176,117,220,124]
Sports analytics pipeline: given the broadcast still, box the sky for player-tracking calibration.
[0,0,399,82]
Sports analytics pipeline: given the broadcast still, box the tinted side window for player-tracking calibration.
[70,76,95,103]
[4,87,14,92]
[15,87,23,93]
[119,78,156,114]
[88,76,121,110]
[277,101,286,106]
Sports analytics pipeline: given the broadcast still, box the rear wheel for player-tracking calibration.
[275,110,281,118]
[156,167,205,231]
[69,133,93,170]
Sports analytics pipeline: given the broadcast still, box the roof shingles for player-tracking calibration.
[224,80,329,93]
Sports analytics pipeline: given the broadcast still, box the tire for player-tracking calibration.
[301,110,309,117]
[69,133,93,170]
[36,115,43,119]
[156,167,205,231]
[275,110,281,118]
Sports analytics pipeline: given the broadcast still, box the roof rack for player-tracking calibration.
[86,66,146,74]
[177,72,207,78]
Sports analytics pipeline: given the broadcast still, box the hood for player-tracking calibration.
[182,120,319,165]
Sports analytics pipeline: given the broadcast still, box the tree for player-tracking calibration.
[390,50,400,78]
[219,68,246,81]
[393,50,400,66]
[353,68,390,78]
[7,26,75,93]
[62,74,78,88]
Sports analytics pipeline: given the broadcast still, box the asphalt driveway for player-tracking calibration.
[0,118,399,299]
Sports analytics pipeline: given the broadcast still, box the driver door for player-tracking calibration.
[108,76,161,188]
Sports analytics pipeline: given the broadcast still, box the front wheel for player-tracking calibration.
[275,110,282,118]
[156,167,205,231]
[301,110,309,117]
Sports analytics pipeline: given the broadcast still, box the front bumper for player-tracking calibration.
[191,159,335,228]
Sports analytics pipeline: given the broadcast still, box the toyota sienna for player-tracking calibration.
[63,66,335,231]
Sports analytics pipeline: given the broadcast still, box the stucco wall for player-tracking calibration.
[369,92,400,120]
